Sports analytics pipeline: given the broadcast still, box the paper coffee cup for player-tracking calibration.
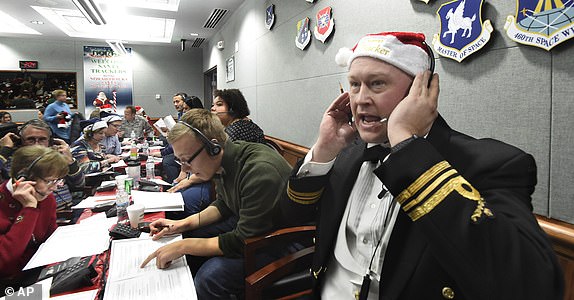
[126,203,145,228]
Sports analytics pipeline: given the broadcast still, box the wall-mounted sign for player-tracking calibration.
[19,61,38,69]
[314,6,334,43]
[265,4,275,30]
[295,17,311,50]
[226,56,235,82]
[504,0,574,50]
[432,0,492,62]
[83,46,133,116]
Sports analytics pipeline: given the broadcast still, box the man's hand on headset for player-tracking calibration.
[53,138,74,164]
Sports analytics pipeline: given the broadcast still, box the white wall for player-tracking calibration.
[0,37,204,120]
[203,0,574,223]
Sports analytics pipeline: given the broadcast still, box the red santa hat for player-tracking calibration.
[57,111,69,128]
[335,32,431,76]
[135,106,144,115]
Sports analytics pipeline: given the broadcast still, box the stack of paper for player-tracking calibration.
[24,217,115,270]
[131,190,184,212]
[104,235,197,300]
[71,195,116,209]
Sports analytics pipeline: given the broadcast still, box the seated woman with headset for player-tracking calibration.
[0,146,68,285]
[71,119,119,174]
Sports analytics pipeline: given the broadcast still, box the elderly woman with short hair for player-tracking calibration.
[0,146,68,282]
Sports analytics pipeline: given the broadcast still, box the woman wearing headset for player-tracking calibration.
[210,89,265,143]
[0,146,68,284]
[71,119,119,174]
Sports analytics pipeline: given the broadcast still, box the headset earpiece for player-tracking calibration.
[16,170,29,181]
[15,153,47,181]
[422,41,435,87]
[177,121,222,156]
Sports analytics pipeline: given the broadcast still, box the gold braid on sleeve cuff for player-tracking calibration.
[287,182,324,205]
[396,161,487,222]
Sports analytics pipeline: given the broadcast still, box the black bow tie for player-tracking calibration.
[363,145,390,163]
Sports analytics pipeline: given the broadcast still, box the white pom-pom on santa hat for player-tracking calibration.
[334,32,431,76]
[335,47,353,67]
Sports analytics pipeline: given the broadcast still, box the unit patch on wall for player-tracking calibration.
[432,0,492,62]
[265,4,275,30]
[314,6,334,43]
[504,0,574,50]
[296,17,312,50]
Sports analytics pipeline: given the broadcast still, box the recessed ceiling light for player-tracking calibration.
[189,33,199,36]
[30,21,45,25]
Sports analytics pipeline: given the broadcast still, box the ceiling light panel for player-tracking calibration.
[97,0,180,12]
[0,10,41,35]
[32,6,175,43]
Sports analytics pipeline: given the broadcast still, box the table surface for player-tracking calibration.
[54,190,165,299]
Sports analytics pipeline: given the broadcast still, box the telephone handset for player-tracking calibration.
[50,256,97,295]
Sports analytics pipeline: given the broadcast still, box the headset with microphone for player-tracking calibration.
[177,121,222,156]
[16,153,48,181]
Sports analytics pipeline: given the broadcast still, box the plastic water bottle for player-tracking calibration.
[142,139,149,156]
[146,156,155,180]
[130,130,136,140]
[116,188,129,223]
[130,141,137,160]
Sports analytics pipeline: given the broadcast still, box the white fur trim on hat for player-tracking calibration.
[103,115,122,123]
[85,120,108,133]
[335,34,429,76]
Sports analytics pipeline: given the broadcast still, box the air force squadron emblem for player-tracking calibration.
[265,4,275,30]
[314,7,334,43]
[432,0,493,62]
[504,0,574,50]
[296,17,311,50]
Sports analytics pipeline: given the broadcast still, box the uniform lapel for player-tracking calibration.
[315,139,366,267]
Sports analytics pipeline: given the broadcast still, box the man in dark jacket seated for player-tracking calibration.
[281,31,564,299]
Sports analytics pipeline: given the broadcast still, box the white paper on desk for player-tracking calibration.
[104,235,196,300]
[148,178,171,186]
[51,289,98,300]
[107,235,184,281]
[131,190,184,212]
[72,195,116,209]
[24,220,111,270]
[104,268,196,300]
[110,160,127,168]
[148,145,164,151]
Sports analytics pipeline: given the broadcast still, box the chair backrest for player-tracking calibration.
[263,138,284,155]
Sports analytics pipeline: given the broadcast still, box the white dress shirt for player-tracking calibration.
[297,145,399,299]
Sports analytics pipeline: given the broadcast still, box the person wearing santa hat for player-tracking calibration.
[100,112,123,156]
[281,32,563,299]
[70,119,117,174]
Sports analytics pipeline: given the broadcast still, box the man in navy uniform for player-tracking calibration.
[282,32,563,299]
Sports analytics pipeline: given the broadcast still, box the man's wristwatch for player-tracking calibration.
[391,135,419,154]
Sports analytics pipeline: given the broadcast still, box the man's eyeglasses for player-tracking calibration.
[24,137,49,144]
[41,178,64,187]
[174,146,205,166]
